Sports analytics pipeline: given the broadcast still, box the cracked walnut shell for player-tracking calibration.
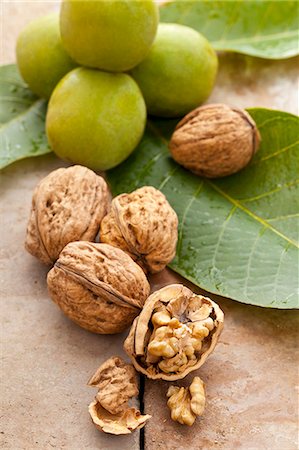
[124,284,224,380]
[47,242,150,334]
[25,165,110,265]
[88,356,151,435]
[169,103,261,178]
[167,376,206,426]
[100,186,178,273]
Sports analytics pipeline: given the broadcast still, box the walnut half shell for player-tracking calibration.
[124,284,224,380]
[47,242,150,334]
[25,165,110,265]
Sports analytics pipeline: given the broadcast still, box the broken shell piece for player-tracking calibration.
[167,376,205,426]
[89,401,151,435]
[124,284,224,381]
[88,356,151,435]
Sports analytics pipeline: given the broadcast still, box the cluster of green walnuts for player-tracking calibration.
[16,0,218,171]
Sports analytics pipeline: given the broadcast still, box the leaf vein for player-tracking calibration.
[252,140,299,165]
[241,179,299,202]
[177,182,204,259]
[207,180,298,248]
[244,227,266,298]
[211,206,237,274]
[0,99,45,132]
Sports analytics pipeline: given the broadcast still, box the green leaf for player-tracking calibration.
[160,0,299,59]
[107,109,299,309]
[0,64,51,170]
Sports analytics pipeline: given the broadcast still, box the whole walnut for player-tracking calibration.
[124,284,224,380]
[25,165,110,265]
[100,186,178,273]
[169,103,261,178]
[47,242,150,334]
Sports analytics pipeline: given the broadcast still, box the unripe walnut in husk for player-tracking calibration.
[124,284,224,381]
[47,242,150,334]
[169,103,261,178]
[100,186,178,274]
[25,165,110,265]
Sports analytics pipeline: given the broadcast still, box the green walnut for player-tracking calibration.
[46,67,146,171]
[16,13,76,99]
[131,23,218,118]
[60,0,159,71]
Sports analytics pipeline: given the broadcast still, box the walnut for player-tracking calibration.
[169,103,261,178]
[124,284,224,380]
[25,165,110,265]
[88,356,151,435]
[100,186,178,273]
[47,242,150,334]
[167,376,205,426]
[87,356,138,415]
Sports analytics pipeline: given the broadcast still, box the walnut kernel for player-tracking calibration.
[124,284,224,380]
[87,356,138,415]
[88,356,151,435]
[167,377,205,426]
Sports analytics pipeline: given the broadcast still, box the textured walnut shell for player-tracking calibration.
[124,284,224,380]
[25,165,110,265]
[89,402,150,435]
[88,356,151,435]
[100,186,178,273]
[169,103,261,178]
[47,242,150,334]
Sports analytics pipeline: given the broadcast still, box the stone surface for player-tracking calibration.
[146,271,299,450]
[0,156,140,449]
[1,2,299,450]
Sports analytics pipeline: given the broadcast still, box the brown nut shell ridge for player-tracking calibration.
[100,186,178,273]
[169,103,261,178]
[47,242,150,334]
[25,165,110,265]
[124,284,224,380]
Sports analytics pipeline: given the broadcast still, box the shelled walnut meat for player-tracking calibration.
[25,165,110,265]
[167,376,206,426]
[88,356,151,435]
[169,103,261,178]
[124,284,224,380]
[47,242,150,334]
[100,186,178,273]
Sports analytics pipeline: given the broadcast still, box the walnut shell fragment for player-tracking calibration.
[25,165,110,265]
[89,402,150,435]
[124,284,224,380]
[47,242,150,334]
[167,376,206,426]
[88,356,151,435]
[100,186,178,273]
[169,103,261,178]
